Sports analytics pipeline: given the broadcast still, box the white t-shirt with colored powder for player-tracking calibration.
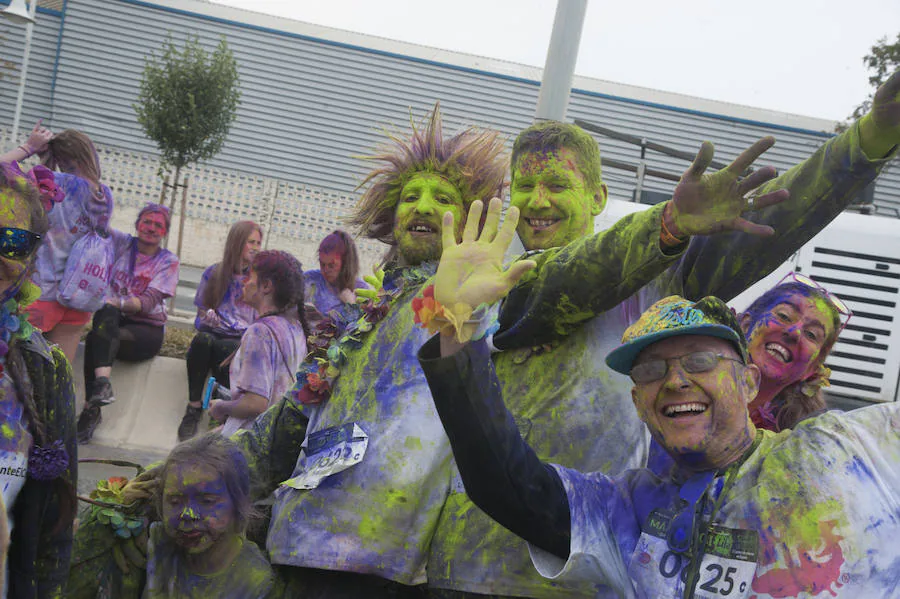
[530,405,900,599]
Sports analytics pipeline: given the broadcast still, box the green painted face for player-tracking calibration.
[393,173,465,265]
[510,147,606,250]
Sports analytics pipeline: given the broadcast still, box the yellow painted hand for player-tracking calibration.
[668,137,789,238]
[434,197,536,310]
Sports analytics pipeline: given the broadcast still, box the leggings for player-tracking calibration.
[84,304,165,388]
[185,331,240,405]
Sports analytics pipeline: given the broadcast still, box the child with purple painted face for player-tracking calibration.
[146,434,274,598]
[739,277,848,431]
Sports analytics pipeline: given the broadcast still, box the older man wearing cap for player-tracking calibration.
[418,204,900,599]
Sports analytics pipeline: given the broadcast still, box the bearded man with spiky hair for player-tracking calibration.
[229,103,702,598]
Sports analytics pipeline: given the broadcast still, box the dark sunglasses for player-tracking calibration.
[777,272,852,331]
[0,227,41,261]
[630,351,744,384]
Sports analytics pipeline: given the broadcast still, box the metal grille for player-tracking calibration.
[799,242,900,403]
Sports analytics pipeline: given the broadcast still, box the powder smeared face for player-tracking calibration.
[631,335,756,468]
[162,462,236,555]
[393,173,465,265]
[137,211,168,246]
[510,147,606,250]
[242,230,262,267]
[319,251,343,286]
[0,189,34,298]
[743,292,835,388]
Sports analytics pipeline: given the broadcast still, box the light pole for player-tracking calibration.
[2,0,38,145]
[534,0,588,122]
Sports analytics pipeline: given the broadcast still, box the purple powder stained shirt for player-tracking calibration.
[303,269,368,321]
[106,231,180,326]
[32,172,113,301]
[193,264,257,338]
[222,314,306,436]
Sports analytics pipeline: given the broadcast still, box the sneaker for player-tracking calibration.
[89,377,116,406]
[76,403,102,445]
[177,405,203,442]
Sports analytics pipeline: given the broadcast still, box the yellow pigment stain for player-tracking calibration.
[0,424,13,439]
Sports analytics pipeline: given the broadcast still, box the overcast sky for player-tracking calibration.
[210,0,899,123]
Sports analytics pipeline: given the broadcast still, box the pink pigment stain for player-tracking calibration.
[751,520,845,598]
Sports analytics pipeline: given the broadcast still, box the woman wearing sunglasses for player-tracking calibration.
[738,273,851,431]
[0,163,78,598]
[76,203,180,444]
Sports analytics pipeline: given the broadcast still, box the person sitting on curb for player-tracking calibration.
[208,250,308,438]
[303,229,368,329]
[77,203,180,444]
[418,204,900,598]
[178,220,261,441]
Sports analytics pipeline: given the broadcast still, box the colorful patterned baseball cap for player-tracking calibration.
[606,295,748,375]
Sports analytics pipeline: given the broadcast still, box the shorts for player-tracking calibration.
[26,299,92,331]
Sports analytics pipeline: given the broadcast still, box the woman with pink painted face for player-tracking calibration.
[76,203,180,444]
[303,229,367,327]
[146,434,273,598]
[739,274,850,431]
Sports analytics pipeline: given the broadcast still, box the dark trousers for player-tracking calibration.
[84,304,165,388]
[185,331,240,404]
[272,566,427,599]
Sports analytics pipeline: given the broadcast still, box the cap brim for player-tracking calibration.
[605,324,745,375]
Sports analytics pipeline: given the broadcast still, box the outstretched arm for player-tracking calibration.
[669,70,900,303]
[419,335,571,559]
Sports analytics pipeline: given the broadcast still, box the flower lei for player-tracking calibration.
[0,296,35,376]
[291,263,437,405]
[411,284,496,343]
[87,476,146,538]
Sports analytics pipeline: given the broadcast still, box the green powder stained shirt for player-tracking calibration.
[425,121,897,598]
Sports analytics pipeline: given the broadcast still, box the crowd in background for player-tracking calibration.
[0,67,896,598]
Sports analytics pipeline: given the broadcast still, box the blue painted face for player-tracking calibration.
[162,462,237,555]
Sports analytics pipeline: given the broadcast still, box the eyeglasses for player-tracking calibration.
[777,272,852,330]
[630,351,744,384]
[0,227,42,261]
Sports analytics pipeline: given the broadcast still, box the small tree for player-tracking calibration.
[837,33,900,132]
[134,34,241,205]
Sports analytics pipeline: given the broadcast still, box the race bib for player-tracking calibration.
[629,509,758,598]
[280,423,368,490]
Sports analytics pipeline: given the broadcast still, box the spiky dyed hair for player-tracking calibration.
[347,103,508,246]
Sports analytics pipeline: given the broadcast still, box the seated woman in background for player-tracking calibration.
[177,221,261,442]
[76,203,180,444]
[739,273,851,431]
[303,230,366,324]
[208,250,308,437]
[25,129,114,363]
[0,163,77,597]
